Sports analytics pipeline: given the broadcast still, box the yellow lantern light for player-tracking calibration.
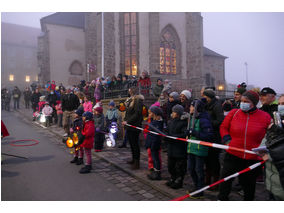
[66,137,74,148]
[72,133,79,146]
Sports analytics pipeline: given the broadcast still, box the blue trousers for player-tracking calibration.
[188,153,206,190]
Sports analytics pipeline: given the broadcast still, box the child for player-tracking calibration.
[83,96,93,112]
[165,104,188,189]
[79,111,95,174]
[42,102,53,126]
[55,100,63,127]
[93,106,105,152]
[186,99,213,198]
[70,107,84,164]
[105,101,119,130]
[145,105,164,180]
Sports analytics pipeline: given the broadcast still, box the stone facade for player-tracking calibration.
[1,23,40,90]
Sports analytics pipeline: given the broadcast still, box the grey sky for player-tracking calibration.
[2,12,284,93]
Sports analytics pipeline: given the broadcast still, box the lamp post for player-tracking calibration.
[244,62,248,86]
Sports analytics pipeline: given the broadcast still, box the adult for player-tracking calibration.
[260,94,284,200]
[1,88,7,110]
[138,70,151,96]
[218,90,271,201]
[232,86,246,109]
[122,87,144,170]
[4,89,12,111]
[61,88,80,136]
[23,87,32,109]
[47,89,58,124]
[31,88,41,113]
[202,89,224,187]
[180,90,192,113]
[122,75,129,90]
[153,78,164,98]
[260,87,278,118]
[12,86,21,110]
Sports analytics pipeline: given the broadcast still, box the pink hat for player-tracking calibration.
[151,101,160,108]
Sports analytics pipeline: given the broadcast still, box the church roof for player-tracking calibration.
[203,47,228,59]
[40,12,85,29]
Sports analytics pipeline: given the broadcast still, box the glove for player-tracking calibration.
[222,135,231,144]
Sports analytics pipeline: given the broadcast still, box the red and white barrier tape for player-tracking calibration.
[171,160,266,201]
[125,123,257,155]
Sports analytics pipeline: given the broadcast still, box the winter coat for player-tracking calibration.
[138,77,151,95]
[83,101,93,112]
[124,95,144,132]
[55,103,63,115]
[88,85,95,102]
[153,84,164,98]
[61,93,80,112]
[106,108,119,121]
[260,136,284,200]
[187,112,214,157]
[260,102,278,118]
[205,97,224,143]
[220,108,271,160]
[72,117,83,132]
[12,88,21,99]
[166,114,188,158]
[122,80,129,90]
[31,92,42,105]
[94,113,105,132]
[145,119,164,150]
[265,124,284,192]
[81,120,95,149]
[94,87,101,101]
[23,90,32,101]
[47,93,58,107]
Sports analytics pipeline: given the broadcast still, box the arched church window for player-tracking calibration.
[69,60,83,75]
[160,29,178,75]
[123,12,137,76]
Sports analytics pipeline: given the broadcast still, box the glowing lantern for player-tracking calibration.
[66,137,74,148]
[40,114,46,123]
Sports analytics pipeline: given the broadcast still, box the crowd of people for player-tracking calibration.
[2,73,284,200]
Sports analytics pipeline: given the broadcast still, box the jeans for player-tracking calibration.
[13,98,20,109]
[188,153,206,190]
[122,129,128,146]
[151,148,162,170]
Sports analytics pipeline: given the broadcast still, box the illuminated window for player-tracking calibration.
[160,31,177,74]
[9,74,14,81]
[26,75,30,82]
[123,12,137,76]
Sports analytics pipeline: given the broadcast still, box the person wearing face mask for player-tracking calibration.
[218,90,271,201]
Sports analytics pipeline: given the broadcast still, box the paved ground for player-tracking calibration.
[2,103,270,201]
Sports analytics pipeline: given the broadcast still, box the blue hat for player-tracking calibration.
[75,107,84,116]
[109,101,115,107]
[149,105,163,116]
[82,111,93,120]
[172,104,184,116]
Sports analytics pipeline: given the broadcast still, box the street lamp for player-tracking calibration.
[244,62,248,86]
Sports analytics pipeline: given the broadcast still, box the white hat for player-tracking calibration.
[180,90,191,100]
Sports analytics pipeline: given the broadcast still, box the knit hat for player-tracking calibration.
[260,87,276,96]
[242,90,259,106]
[75,107,84,116]
[94,106,103,114]
[109,101,115,107]
[235,87,246,95]
[149,105,163,116]
[151,101,161,107]
[82,111,93,120]
[180,90,191,100]
[169,92,179,101]
[203,89,216,99]
[172,104,184,116]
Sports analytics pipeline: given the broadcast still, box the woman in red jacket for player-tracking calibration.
[79,111,95,174]
[218,90,271,201]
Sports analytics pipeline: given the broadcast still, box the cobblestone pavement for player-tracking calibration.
[11,105,269,201]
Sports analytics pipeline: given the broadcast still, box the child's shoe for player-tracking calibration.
[70,156,78,163]
[79,165,92,174]
[76,158,84,165]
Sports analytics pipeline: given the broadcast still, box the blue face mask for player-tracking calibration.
[278,105,284,116]
[240,102,251,112]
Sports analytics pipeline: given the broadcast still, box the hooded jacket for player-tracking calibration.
[145,119,164,150]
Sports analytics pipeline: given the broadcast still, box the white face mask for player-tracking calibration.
[278,105,284,116]
[224,111,230,116]
[240,102,251,112]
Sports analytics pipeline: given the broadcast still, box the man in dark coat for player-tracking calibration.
[23,87,32,109]
[31,88,41,112]
[47,89,59,124]
[203,89,225,187]
[61,89,80,136]
[260,87,278,118]
[12,86,21,110]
